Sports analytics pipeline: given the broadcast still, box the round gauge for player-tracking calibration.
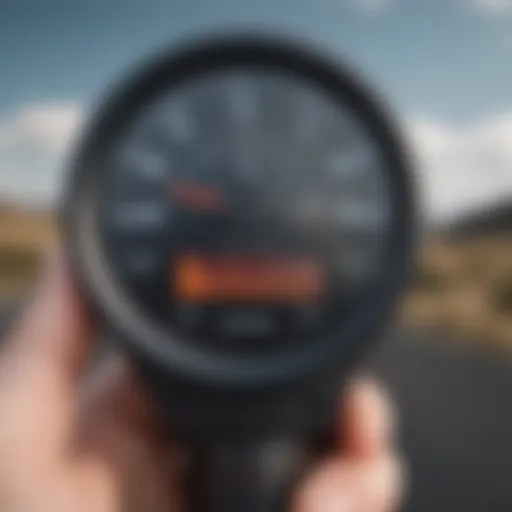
[64,36,415,389]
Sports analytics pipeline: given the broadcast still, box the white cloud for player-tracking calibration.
[468,0,512,14]
[408,112,512,223]
[0,102,84,207]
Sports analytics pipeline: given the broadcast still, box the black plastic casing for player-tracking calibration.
[62,34,417,511]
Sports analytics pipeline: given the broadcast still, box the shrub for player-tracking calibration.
[411,265,449,294]
[0,248,41,281]
[492,275,512,317]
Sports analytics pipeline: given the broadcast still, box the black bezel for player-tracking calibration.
[63,34,417,390]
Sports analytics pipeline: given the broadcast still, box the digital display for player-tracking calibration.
[174,254,325,302]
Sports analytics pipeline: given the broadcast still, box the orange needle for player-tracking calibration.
[170,181,227,214]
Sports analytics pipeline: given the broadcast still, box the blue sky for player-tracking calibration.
[0,0,511,221]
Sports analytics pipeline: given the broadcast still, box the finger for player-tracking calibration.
[76,355,181,512]
[0,249,94,458]
[73,457,118,512]
[77,354,167,444]
[294,453,405,512]
[339,378,397,459]
[6,250,93,383]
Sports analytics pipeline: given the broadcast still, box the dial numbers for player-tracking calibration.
[99,66,395,343]
[109,201,168,231]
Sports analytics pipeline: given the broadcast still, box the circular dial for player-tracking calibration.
[66,37,414,387]
[99,69,392,350]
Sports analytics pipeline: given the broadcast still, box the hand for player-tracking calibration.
[0,252,405,511]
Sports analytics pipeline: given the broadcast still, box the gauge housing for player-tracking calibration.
[63,35,416,392]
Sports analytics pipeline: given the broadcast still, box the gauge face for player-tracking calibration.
[67,38,413,386]
[98,68,392,350]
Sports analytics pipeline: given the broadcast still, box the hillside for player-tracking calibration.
[445,200,512,237]
[405,197,512,349]
[0,204,56,298]
[0,204,55,246]
[403,234,512,349]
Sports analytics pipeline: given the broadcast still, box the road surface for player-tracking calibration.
[368,330,512,512]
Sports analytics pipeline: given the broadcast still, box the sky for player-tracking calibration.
[0,0,511,222]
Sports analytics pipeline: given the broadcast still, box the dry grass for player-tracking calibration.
[402,235,512,350]
[0,205,56,298]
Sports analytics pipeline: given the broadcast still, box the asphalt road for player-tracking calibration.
[2,304,512,511]
[368,330,512,512]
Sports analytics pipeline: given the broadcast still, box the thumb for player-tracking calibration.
[0,249,94,455]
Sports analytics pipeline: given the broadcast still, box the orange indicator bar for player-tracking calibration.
[174,254,325,302]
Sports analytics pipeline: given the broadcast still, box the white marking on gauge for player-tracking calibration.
[296,90,320,135]
[218,309,276,338]
[110,202,168,231]
[328,147,375,178]
[123,250,159,277]
[226,79,262,178]
[295,88,338,143]
[336,200,386,231]
[227,79,257,123]
[167,100,196,144]
[119,148,170,180]
[233,129,262,179]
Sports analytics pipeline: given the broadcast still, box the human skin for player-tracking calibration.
[0,252,405,512]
